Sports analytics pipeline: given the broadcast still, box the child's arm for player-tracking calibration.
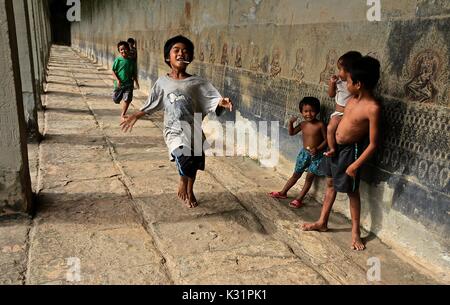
[345,105,380,177]
[120,82,163,132]
[133,75,140,90]
[328,75,338,98]
[288,117,302,136]
[112,70,121,88]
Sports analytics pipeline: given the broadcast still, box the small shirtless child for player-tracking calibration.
[324,51,362,157]
[302,56,381,251]
[269,97,327,208]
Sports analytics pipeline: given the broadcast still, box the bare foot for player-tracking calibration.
[324,149,335,157]
[187,193,198,208]
[351,234,365,251]
[178,180,188,202]
[301,222,328,232]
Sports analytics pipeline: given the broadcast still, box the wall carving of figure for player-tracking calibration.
[221,43,228,65]
[209,43,216,64]
[292,48,305,83]
[199,48,205,62]
[250,45,260,71]
[319,49,337,84]
[405,49,440,103]
[235,45,242,68]
[270,48,281,77]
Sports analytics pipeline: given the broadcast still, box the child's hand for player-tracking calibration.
[328,75,338,87]
[219,98,233,112]
[117,80,121,88]
[346,163,358,177]
[307,147,318,156]
[120,114,138,133]
[289,116,298,124]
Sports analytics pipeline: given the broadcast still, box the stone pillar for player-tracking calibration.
[26,0,42,108]
[0,0,33,214]
[13,0,40,142]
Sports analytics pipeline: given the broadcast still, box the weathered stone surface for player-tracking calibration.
[28,226,170,285]
[0,217,31,285]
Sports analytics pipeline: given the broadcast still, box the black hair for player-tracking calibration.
[338,51,362,71]
[117,41,130,52]
[299,97,321,113]
[163,35,195,67]
[348,56,381,91]
[127,38,135,45]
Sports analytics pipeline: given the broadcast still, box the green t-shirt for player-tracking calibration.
[112,56,135,89]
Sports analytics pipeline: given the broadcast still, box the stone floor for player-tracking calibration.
[0,46,443,285]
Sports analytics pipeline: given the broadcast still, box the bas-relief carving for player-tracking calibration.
[319,49,337,84]
[221,43,228,65]
[250,45,261,72]
[209,43,216,64]
[291,48,305,84]
[270,48,281,77]
[404,49,441,103]
[235,45,242,68]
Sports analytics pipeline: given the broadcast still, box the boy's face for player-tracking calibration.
[337,61,347,81]
[119,45,129,58]
[168,42,191,69]
[300,104,318,122]
[346,74,361,95]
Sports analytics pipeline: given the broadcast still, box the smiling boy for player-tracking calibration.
[120,35,233,208]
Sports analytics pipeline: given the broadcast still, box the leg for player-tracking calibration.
[121,101,131,120]
[295,172,315,201]
[279,172,302,196]
[178,176,190,207]
[324,116,342,157]
[348,190,365,251]
[186,174,198,208]
[301,177,336,231]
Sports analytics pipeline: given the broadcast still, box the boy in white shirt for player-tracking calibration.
[120,35,233,208]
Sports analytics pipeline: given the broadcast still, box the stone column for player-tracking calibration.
[13,0,40,142]
[0,0,33,214]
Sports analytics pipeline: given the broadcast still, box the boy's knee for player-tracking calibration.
[305,173,315,182]
[326,178,334,188]
[292,172,302,180]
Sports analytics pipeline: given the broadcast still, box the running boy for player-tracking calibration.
[302,56,381,251]
[112,41,139,120]
[120,35,233,208]
[324,51,362,157]
[269,97,327,208]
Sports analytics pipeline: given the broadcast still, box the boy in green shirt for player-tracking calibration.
[112,41,139,120]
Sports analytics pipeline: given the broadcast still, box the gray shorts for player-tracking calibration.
[112,86,133,104]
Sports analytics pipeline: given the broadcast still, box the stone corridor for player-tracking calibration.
[0,46,443,285]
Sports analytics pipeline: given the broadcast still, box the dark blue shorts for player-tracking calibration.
[171,146,205,178]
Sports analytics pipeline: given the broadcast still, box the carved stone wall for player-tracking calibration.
[71,0,450,271]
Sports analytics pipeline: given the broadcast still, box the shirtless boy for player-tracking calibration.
[302,56,381,251]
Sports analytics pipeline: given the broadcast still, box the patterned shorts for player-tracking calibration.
[294,148,325,176]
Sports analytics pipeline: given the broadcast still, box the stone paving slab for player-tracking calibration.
[28,226,169,285]
[0,217,31,284]
[169,250,327,285]
[40,143,112,165]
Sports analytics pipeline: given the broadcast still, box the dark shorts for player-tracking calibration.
[171,146,205,178]
[320,142,364,193]
[112,86,133,104]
